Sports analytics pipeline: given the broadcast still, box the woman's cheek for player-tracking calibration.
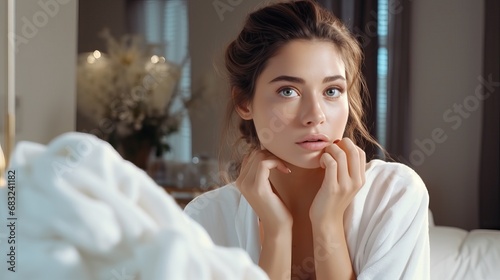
[328,101,349,131]
[253,116,277,146]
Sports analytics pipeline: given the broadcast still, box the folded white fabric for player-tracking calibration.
[0,132,268,280]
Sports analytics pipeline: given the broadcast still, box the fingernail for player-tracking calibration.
[333,139,340,144]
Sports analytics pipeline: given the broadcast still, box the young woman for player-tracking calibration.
[185,1,429,279]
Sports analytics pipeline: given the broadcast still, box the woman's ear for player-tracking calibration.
[232,87,253,120]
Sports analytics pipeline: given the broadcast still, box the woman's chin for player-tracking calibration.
[282,155,322,169]
[294,161,321,169]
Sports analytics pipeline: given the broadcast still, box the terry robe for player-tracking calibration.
[185,160,430,280]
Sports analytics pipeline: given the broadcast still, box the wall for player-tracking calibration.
[77,0,127,53]
[188,0,265,159]
[0,0,78,147]
[409,0,484,229]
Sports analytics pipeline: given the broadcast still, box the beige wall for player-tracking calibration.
[1,0,78,147]
[77,0,127,53]
[409,0,484,229]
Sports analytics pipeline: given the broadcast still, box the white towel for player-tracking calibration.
[0,132,268,280]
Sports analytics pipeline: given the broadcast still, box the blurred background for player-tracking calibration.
[0,0,498,230]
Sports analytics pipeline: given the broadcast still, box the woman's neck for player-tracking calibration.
[269,164,325,217]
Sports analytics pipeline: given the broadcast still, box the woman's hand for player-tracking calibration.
[236,149,293,234]
[236,149,293,280]
[309,138,365,280]
[309,138,366,226]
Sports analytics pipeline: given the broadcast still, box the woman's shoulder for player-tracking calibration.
[364,159,428,199]
[183,183,252,249]
[346,159,429,242]
[183,183,242,217]
[367,158,420,174]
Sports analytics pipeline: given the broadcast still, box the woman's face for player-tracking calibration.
[238,39,349,169]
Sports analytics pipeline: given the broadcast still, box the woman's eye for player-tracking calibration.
[278,88,299,98]
[325,88,341,98]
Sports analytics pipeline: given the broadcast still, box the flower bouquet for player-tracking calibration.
[77,29,190,169]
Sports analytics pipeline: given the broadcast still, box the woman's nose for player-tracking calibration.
[300,96,326,126]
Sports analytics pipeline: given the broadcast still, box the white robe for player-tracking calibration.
[184,159,430,280]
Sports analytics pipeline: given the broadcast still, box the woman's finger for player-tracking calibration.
[320,152,338,187]
[357,146,366,186]
[324,143,348,185]
[336,138,361,181]
[239,150,289,189]
[260,150,290,174]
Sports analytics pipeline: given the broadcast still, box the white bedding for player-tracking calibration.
[429,214,500,280]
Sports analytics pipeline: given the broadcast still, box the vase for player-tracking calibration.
[117,135,153,170]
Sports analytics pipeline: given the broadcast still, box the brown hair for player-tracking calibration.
[220,0,384,182]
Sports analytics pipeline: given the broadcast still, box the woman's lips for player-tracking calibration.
[295,133,331,151]
[296,141,331,151]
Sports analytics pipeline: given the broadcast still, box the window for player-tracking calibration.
[377,0,388,149]
[128,0,192,162]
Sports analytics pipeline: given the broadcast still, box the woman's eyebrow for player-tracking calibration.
[323,75,346,83]
[269,75,346,84]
